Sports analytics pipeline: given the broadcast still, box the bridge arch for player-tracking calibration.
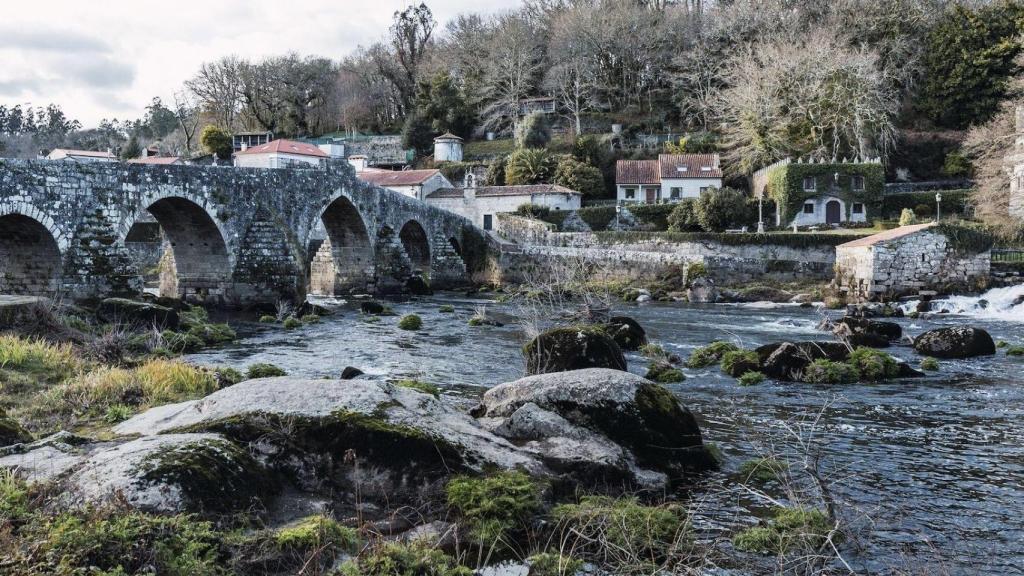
[0,211,64,295]
[398,219,431,275]
[310,194,374,295]
[123,196,233,301]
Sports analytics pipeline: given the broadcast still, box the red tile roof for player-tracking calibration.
[658,154,722,178]
[357,169,443,187]
[615,160,660,184]
[838,223,937,248]
[234,139,328,158]
[128,156,181,165]
[615,154,722,184]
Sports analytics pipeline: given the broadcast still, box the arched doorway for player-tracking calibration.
[825,200,842,225]
[0,214,62,295]
[399,220,431,275]
[310,196,373,295]
[143,197,231,300]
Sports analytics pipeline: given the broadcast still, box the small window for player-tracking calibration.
[625,188,636,199]
[677,166,688,173]
[803,202,815,214]
[670,187,681,199]
[803,177,816,192]
[699,187,709,194]
[701,166,711,172]
[851,175,865,191]
[852,202,864,214]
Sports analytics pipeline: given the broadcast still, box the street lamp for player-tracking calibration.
[615,203,622,228]
[935,192,943,222]
[757,195,765,233]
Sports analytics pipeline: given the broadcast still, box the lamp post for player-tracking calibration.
[757,195,765,233]
[615,203,621,228]
[935,192,943,222]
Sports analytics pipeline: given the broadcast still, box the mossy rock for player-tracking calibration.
[603,316,647,351]
[914,326,996,359]
[96,298,179,330]
[686,341,739,368]
[720,350,760,377]
[645,364,685,383]
[0,409,31,447]
[405,275,433,296]
[523,325,627,375]
[360,301,386,314]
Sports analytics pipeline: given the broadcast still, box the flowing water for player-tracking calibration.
[188,285,1024,575]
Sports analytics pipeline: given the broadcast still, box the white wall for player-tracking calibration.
[428,193,581,228]
[616,177,721,204]
[234,152,324,169]
[785,195,868,227]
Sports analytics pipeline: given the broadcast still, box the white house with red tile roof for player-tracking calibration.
[615,154,722,204]
[46,148,117,163]
[233,139,328,169]
[356,168,452,201]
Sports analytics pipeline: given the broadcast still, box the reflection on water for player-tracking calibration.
[188,296,1024,575]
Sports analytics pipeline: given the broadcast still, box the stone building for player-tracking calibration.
[433,133,463,162]
[752,157,883,227]
[355,168,453,201]
[834,223,991,300]
[427,179,581,230]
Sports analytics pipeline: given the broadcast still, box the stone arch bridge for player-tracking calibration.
[0,159,487,305]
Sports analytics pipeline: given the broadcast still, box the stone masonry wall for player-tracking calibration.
[835,230,990,299]
[0,159,484,304]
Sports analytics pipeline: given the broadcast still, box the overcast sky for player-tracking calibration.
[0,0,517,127]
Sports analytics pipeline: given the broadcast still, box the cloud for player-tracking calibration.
[0,28,111,54]
[53,56,136,89]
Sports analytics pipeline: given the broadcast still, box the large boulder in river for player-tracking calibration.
[96,297,179,329]
[836,317,902,348]
[687,277,719,303]
[755,341,850,381]
[604,316,647,351]
[914,327,996,359]
[115,378,543,504]
[404,274,433,296]
[523,326,627,375]
[479,369,716,486]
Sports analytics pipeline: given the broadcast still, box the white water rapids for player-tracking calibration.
[902,283,1024,322]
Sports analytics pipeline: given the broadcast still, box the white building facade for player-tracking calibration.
[615,154,722,204]
[356,169,453,201]
[46,149,117,163]
[427,183,581,230]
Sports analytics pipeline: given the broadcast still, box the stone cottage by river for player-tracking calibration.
[833,223,991,300]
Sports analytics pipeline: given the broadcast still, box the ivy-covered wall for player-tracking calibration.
[767,162,885,224]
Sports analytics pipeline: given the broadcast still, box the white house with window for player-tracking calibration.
[234,139,328,169]
[615,154,722,204]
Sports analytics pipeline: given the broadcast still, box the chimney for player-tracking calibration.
[348,155,368,172]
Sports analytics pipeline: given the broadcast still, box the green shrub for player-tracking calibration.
[506,148,557,185]
[628,203,676,230]
[396,379,440,398]
[339,541,472,576]
[732,507,833,555]
[215,367,244,386]
[104,404,135,424]
[667,199,700,232]
[446,471,543,544]
[552,496,688,564]
[847,347,900,381]
[899,208,917,226]
[0,335,79,382]
[486,155,507,185]
[686,341,738,368]
[283,317,302,330]
[439,304,455,313]
[738,371,766,386]
[920,357,940,371]
[801,359,859,384]
[0,469,30,523]
[686,262,708,282]
[738,457,789,485]
[694,187,754,232]
[300,314,321,324]
[527,553,583,576]
[398,314,423,331]
[247,363,286,379]
[258,315,277,324]
[720,350,760,377]
[553,157,604,198]
[514,111,552,149]
[1007,346,1024,356]
[997,340,1009,348]
[274,514,358,553]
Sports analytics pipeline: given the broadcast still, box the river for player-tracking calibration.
[188,286,1024,575]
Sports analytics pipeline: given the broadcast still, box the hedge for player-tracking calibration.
[934,223,994,254]
[627,204,676,230]
[591,230,870,248]
[880,189,971,219]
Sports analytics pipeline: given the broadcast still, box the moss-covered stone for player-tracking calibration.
[552,496,687,565]
[720,350,760,377]
[396,379,440,398]
[339,541,472,576]
[398,314,423,331]
[732,507,834,555]
[246,363,287,379]
[0,408,32,447]
[523,325,627,375]
[135,438,275,513]
[603,316,647,351]
[686,341,739,368]
[446,471,543,544]
[737,457,789,485]
[644,364,685,383]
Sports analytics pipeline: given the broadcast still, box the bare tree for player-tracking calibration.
[172,91,200,155]
[479,14,543,131]
[185,56,244,130]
